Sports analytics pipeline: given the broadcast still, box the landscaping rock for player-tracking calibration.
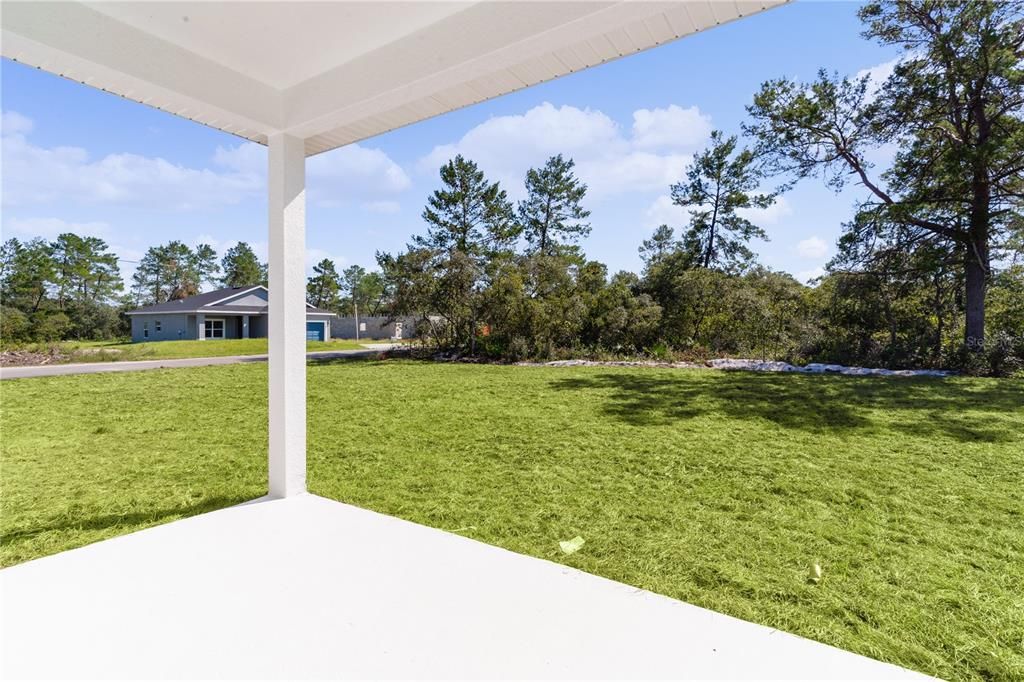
[708,358,952,377]
[517,357,952,378]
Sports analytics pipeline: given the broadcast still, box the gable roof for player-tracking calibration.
[126,286,334,316]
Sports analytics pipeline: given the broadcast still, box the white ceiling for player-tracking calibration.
[1,1,789,156]
[87,2,474,91]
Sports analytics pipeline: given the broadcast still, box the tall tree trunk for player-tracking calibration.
[932,270,944,364]
[963,242,987,351]
[964,169,990,350]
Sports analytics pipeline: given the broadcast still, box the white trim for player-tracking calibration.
[305,320,327,341]
[267,133,307,499]
[203,317,226,339]
[0,2,787,156]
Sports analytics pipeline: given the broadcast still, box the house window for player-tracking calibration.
[155,320,162,332]
[143,321,149,339]
[204,318,225,339]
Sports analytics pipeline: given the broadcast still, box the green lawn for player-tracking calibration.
[1,361,1021,680]
[18,337,373,363]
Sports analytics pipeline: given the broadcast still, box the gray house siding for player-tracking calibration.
[131,313,191,342]
[127,287,334,343]
[331,316,418,340]
[249,315,268,338]
[218,290,268,307]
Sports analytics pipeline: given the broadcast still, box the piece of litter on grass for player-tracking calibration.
[559,536,586,555]
[808,562,823,584]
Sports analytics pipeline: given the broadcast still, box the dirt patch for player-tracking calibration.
[0,347,70,367]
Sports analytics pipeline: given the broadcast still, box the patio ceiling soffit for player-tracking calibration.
[1,1,788,156]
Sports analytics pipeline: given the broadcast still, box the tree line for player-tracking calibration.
[0,236,271,342]
[375,1,1022,374]
[2,1,1020,375]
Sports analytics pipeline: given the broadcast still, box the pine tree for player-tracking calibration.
[220,242,266,288]
[306,258,341,310]
[669,130,775,273]
[416,155,517,259]
[519,154,591,255]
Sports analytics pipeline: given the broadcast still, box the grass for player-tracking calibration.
[9,337,376,363]
[2,360,1022,680]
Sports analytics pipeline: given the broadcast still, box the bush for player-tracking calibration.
[949,332,1022,377]
[0,307,32,344]
[31,311,72,342]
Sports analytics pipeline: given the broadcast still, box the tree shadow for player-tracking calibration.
[306,355,389,368]
[1,494,253,548]
[548,371,1023,443]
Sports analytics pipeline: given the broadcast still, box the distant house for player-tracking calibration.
[126,285,335,343]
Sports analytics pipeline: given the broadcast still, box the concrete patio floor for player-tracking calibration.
[1,494,927,680]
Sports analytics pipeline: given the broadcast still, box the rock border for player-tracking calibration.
[514,358,952,377]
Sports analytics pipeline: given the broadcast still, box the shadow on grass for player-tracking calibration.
[307,354,390,368]
[549,371,1023,443]
[1,494,253,547]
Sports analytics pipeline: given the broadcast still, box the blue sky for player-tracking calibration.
[1,1,900,286]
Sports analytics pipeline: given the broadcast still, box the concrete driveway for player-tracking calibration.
[0,347,394,380]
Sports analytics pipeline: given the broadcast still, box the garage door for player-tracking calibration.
[306,321,324,341]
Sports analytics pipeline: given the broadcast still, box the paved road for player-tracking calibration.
[0,347,392,380]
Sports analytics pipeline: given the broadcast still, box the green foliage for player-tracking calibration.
[338,265,389,317]
[416,154,518,258]
[30,310,72,342]
[306,258,342,311]
[519,154,591,255]
[1,237,56,313]
[746,0,1024,347]
[131,240,220,304]
[670,130,774,272]
[50,233,122,307]
[1,235,126,343]
[219,242,266,288]
[0,306,31,342]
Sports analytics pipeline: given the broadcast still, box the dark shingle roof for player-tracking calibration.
[127,285,336,316]
[127,286,256,314]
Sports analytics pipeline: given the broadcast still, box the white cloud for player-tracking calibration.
[796,266,827,284]
[5,217,112,240]
[214,140,410,207]
[736,195,792,226]
[644,194,686,228]
[306,247,347,275]
[645,193,792,229]
[796,236,829,259]
[857,57,900,100]
[362,200,401,214]
[1,111,33,136]
[631,105,713,150]
[2,117,262,209]
[417,102,710,201]
[2,112,410,210]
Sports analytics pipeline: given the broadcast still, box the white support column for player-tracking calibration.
[268,133,307,498]
[242,315,250,339]
[196,313,206,340]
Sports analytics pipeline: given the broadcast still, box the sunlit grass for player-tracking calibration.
[11,337,371,363]
[2,360,1021,680]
